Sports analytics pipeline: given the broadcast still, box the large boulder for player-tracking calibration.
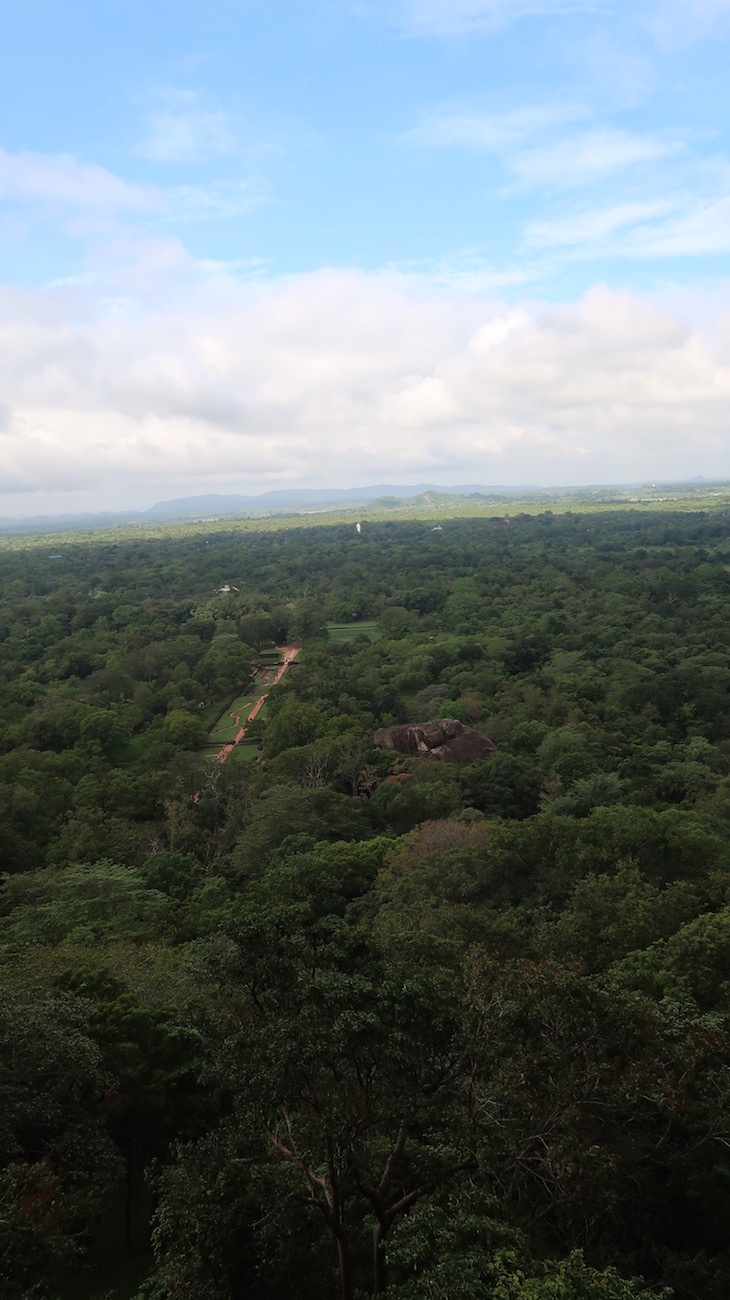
[374,719,497,765]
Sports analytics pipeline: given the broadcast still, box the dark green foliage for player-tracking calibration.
[0,990,119,1298]
[0,860,170,946]
[386,1186,669,1299]
[3,508,730,1296]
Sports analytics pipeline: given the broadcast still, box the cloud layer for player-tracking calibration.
[136,89,238,164]
[2,262,729,514]
[0,148,161,214]
[2,4,730,517]
[397,0,604,37]
[395,0,730,39]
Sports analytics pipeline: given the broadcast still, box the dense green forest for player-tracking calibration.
[3,507,730,1299]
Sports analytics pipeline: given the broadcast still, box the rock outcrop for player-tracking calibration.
[373,719,497,765]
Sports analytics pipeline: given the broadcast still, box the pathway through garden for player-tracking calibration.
[215,644,300,764]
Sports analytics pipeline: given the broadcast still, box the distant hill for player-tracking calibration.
[2,478,729,535]
[143,484,512,517]
[0,485,517,535]
[0,509,140,534]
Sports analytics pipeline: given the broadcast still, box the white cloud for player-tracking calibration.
[522,186,730,259]
[627,192,730,257]
[401,104,586,149]
[560,31,657,109]
[645,0,730,48]
[170,181,267,222]
[511,127,680,188]
[391,250,535,291]
[136,88,238,163]
[525,198,677,247]
[679,0,730,12]
[393,0,730,43]
[397,0,607,37]
[401,109,683,203]
[470,309,531,349]
[0,146,266,233]
[0,147,162,213]
[1,265,730,514]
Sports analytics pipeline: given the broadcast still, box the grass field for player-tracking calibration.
[228,741,262,761]
[207,719,239,743]
[197,647,298,762]
[206,690,257,742]
[327,619,380,644]
[198,698,231,727]
[201,682,270,760]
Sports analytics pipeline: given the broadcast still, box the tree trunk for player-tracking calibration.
[373,1219,388,1296]
[336,1226,355,1300]
[125,1140,134,1249]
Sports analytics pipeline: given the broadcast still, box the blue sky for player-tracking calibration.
[2,0,730,513]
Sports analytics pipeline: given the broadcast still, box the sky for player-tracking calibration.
[2,0,730,515]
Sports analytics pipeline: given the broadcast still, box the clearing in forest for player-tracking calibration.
[206,689,262,744]
[204,644,300,764]
[327,620,380,644]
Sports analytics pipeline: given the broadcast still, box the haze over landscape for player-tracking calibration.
[2,0,730,515]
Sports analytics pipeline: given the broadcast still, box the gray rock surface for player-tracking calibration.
[374,719,497,765]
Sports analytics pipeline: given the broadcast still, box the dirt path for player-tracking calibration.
[216,644,300,764]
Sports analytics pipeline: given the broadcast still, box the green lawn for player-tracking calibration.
[327,619,380,643]
[228,741,262,762]
[207,702,243,736]
[198,698,231,727]
[201,683,269,758]
[196,651,293,762]
[206,687,268,740]
[208,719,239,743]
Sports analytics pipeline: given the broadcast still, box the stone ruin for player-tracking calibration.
[373,718,497,765]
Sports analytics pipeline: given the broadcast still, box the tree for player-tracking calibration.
[462,753,541,820]
[161,895,476,1300]
[160,707,208,751]
[465,953,730,1288]
[386,1185,669,1299]
[0,989,119,1298]
[150,1124,332,1300]
[57,967,205,1248]
[0,860,170,947]
[200,636,254,696]
[264,700,323,757]
[231,784,371,878]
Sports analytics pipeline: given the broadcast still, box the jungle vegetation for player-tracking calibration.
[3,504,730,1299]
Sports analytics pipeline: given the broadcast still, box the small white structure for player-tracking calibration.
[356,522,362,534]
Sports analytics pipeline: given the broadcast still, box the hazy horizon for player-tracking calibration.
[0,475,724,523]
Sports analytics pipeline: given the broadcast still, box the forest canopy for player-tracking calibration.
[2,506,730,1299]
